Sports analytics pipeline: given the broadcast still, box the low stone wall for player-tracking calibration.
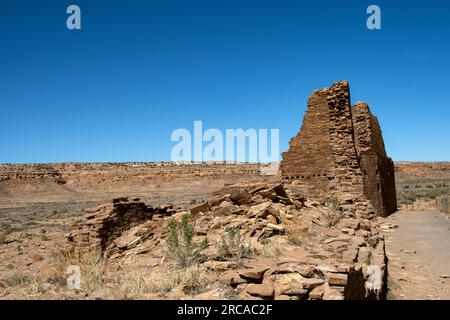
[65,197,174,257]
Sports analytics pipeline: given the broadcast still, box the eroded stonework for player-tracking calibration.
[65,197,174,257]
[281,81,397,217]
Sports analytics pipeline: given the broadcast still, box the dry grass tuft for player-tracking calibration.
[287,226,306,246]
[53,248,109,294]
[260,239,285,258]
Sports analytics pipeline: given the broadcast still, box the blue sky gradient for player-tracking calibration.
[1,0,449,163]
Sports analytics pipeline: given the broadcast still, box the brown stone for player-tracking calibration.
[280,81,397,217]
[65,198,169,256]
[238,267,269,281]
[266,214,278,225]
[230,189,252,205]
[309,284,325,299]
[301,278,325,290]
[327,273,348,286]
[247,202,272,218]
[246,284,274,298]
[190,202,210,215]
[114,234,141,249]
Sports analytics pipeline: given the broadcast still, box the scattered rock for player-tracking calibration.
[246,284,274,298]
[327,273,348,286]
[190,202,211,216]
[238,267,269,282]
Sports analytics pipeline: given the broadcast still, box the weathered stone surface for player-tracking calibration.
[190,202,210,215]
[322,284,345,300]
[309,284,325,299]
[230,189,252,205]
[301,278,325,290]
[327,273,348,286]
[65,197,172,256]
[280,80,397,217]
[238,267,269,281]
[247,202,272,218]
[246,284,274,298]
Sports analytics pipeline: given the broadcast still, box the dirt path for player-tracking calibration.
[383,211,450,299]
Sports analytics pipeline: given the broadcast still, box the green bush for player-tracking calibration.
[217,227,253,265]
[0,233,6,245]
[164,214,208,268]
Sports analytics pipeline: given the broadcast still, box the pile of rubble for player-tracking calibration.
[65,183,388,300]
[65,197,175,257]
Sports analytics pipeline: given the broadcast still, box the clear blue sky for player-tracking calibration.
[1,0,449,163]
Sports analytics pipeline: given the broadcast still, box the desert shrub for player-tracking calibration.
[287,226,305,246]
[404,193,417,202]
[115,269,175,299]
[25,278,48,298]
[174,266,214,296]
[164,214,208,268]
[260,239,285,258]
[286,223,318,254]
[6,272,30,286]
[400,185,449,203]
[324,195,339,208]
[0,233,6,245]
[323,195,342,227]
[54,248,109,294]
[217,227,253,265]
[115,265,214,299]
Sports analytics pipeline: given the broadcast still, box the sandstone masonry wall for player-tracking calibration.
[65,197,174,257]
[281,81,397,217]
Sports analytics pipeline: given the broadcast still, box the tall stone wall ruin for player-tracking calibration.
[281,81,397,217]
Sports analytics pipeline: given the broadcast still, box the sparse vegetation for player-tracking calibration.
[287,226,306,246]
[54,249,109,294]
[113,264,214,299]
[25,278,48,298]
[217,227,253,265]
[6,272,30,286]
[175,266,214,296]
[0,233,6,245]
[397,180,450,206]
[260,239,285,258]
[323,195,342,227]
[163,214,208,268]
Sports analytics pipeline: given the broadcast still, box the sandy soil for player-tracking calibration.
[384,211,450,299]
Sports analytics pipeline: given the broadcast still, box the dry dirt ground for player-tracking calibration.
[384,211,450,300]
